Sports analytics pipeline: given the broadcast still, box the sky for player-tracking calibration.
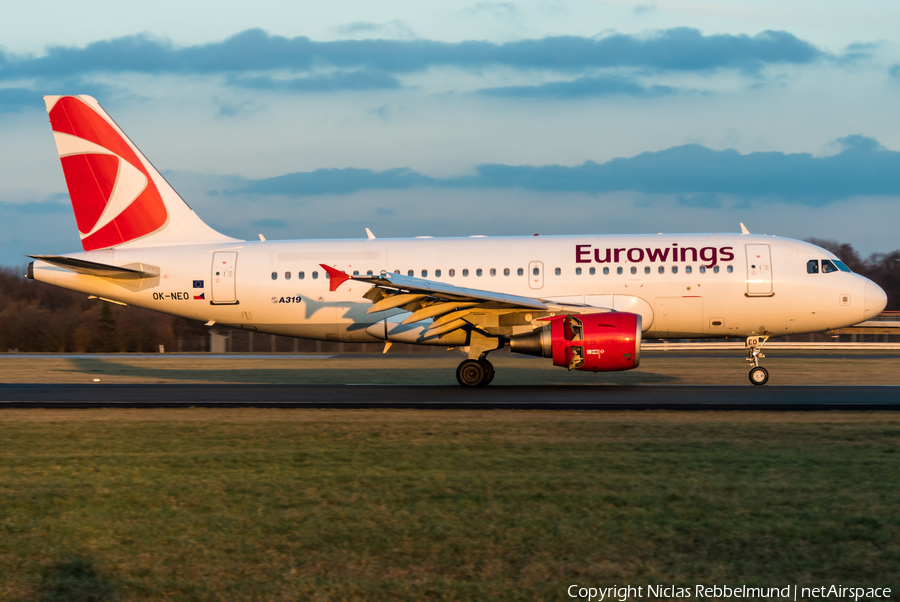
[1,0,899,266]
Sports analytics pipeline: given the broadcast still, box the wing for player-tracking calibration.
[319,264,599,338]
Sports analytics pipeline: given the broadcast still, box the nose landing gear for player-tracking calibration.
[746,335,769,385]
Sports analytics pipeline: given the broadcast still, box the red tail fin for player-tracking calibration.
[45,95,236,251]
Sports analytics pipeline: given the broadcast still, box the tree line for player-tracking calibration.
[0,239,896,353]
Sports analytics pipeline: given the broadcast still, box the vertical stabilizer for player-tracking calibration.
[44,95,238,251]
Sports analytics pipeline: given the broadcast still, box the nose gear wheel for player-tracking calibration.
[749,366,769,385]
[745,336,770,385]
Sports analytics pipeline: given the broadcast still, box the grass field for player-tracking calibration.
[3,349,900,385]
[1,409,898,600]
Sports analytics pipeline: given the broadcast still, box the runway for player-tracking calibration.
[1,384,898,410]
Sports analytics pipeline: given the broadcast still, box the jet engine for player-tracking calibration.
[509,313,642,371]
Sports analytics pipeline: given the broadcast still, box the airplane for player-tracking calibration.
[26,95,888,387]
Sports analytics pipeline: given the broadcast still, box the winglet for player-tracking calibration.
[740,222,750,235]
[319,264,352,291]
[366,228,376,240]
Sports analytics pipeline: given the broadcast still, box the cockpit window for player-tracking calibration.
[833,260,852,273]
[821,259,839,274]
[807,260,819,274]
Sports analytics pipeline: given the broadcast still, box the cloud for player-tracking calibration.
[0,87,39,113]
[463,2,518,19]
[0,200,71,214]
[251,218,288,228]
[838,41,879,64]
[834,134,884,152]
[215,98,262,118]
[0,80,122,113]
[890,64,900,78]
[334,20,415,39]
[369,104,404,120]
[478,74,678,98]
[227,71,402,92]
[232,167,437,197]
[0,27,826,83]
[224,136,900,205]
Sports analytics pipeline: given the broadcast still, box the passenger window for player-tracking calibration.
[822,259,838,274]
[299,271,305,279]
[503,268,510,276]
[807,260,819,274]
[685,266,692,274]
[555,267,561,276]
[658,266,664,274]
[490,268,496,276]
[727,265,733,273]
[408,270,414,277]
[603,267,609,275]
[533,267,540,276]
[630,266,637,275]
[672,266,678,274]
[518,268,524,276]
[699,266,706,274]
[421,269,428,277]
[590,267,596,275]
[644,266,650,274]
[353,270,359,276]
[394,270,400,274]
[271,272,277,280]
[449,269,455,277]
[436,269,442,277]
[576,267,582,275]
[476,269,483,277]
[285,272,291,280]
[713,266,720,273]
[312,271,318,279]
[367,270,373,276]
[463,269,469,277]
[617,267,623,275]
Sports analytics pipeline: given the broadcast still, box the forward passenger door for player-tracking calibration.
[745,244,773,296]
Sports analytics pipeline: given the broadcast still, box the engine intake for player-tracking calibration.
[510,312,642,371]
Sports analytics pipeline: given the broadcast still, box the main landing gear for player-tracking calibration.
[455,331,501,387]
[456,357,495,387]
[746,335,770,386]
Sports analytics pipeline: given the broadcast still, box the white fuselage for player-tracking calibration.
[31,233,883,344]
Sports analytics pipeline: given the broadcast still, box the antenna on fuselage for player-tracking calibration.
[740,223,750,235]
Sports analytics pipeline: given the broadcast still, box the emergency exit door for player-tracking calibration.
[211,252,239,304]
[745,244,773,296]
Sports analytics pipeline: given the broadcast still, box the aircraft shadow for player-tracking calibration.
[64,358,679,385]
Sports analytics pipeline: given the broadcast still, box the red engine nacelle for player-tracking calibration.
[509,312,642,371]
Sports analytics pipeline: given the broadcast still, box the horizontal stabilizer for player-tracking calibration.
[29,255,159,279]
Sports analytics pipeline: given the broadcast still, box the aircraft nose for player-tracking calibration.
[863,280,888,320]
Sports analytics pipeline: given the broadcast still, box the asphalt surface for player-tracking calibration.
[0,384,898,410]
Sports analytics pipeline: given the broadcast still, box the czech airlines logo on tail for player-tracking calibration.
[46,96,168,251]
